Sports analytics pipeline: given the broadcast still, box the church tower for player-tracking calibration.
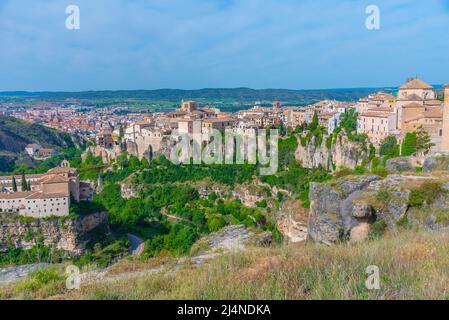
[441,84,449,152]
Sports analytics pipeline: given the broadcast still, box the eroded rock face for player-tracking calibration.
[295,131,368,171]
[308,172,449,245]
[423,153,449,172]
[308,175,381,244]
[351,204,374,219]
[386,157,415,173]
[0,212,109,256]
[276,200,308,243]
[204,225,272,252]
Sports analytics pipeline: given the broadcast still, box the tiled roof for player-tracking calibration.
[403,102,425,108]
[40,174,69,184]
[47,167,76,174]
[400,79,433,90]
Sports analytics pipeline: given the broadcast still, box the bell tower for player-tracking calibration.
[441,84,449,152]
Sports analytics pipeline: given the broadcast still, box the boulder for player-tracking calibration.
[423,153,449,172]
[350,223,371,243]
[351,203,374,219]
[308,175,381,244]
[386,157,414,172]
[205,225,272,252]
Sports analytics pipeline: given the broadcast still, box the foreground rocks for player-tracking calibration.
[205,225,272,252]
[386,157,415,173]
[423,153,449,172]
[190,225,272,265]
[308,173,449,245]
[0,263,53,286]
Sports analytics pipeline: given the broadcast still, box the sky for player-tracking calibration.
[0,0,449,91]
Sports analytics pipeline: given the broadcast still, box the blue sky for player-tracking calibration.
[0,0,449,91]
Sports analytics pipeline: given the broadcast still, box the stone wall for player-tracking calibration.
[0,212,109,256]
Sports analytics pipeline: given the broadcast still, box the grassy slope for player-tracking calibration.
[0,116,74,171]
[3,229,449,300]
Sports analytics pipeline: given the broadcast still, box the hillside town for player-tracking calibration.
[1,78,448,220]
[75,78,449,164]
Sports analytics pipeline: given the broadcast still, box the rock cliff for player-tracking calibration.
[295,131,368,171]
[0,212,109,256]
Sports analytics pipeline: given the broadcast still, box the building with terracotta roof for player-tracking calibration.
[396,78,441,130]
[357,78,444,148]
[0,161,93,218]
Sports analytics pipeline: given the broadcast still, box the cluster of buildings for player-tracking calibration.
[3,78,449,219]
[0,160,93,218]
[284,100,351,134]
[25,143,56,159]
[356,78,447,150]
[86,99,354,163]
[2,103,141,138]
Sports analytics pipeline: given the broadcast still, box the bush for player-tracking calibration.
[370,220,388,239]
[380,135,400,158]
[14,268,65,298]
[207,217,227,232]
[408,181,447,208]
[256,200,268,208]
[372,166,388,177]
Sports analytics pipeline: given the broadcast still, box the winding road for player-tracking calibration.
[127,233,145,256]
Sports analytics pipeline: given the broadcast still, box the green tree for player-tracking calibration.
[401,132,417,156]
[128,155,141,171]
[140,158,150,170]
[368,143,376,160]
[339,109,358,134]
[84,150,98,166]
[21,174,27,192]
[12,176,17,192]
[308,111,319,131]
[119,126,124,141]
[380,135,400,158]
[415,126,435,156]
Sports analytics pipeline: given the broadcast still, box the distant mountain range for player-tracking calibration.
[0,87,398,103]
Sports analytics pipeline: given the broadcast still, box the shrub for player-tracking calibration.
[372,166,388,177]
[408,181,447,208]
[370,220,388,239]
[396,215,412,229]
[256,200,268,208]
[207,217,227,232]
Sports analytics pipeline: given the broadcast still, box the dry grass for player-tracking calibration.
[3,229,449,300]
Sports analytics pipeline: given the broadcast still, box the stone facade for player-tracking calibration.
[0,163,93,218]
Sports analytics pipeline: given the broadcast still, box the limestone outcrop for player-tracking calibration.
[0,212,109,255]
[295,131,368,171]
[308,173,449,245]
[386,157,415,172]
[423,153,449,172]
